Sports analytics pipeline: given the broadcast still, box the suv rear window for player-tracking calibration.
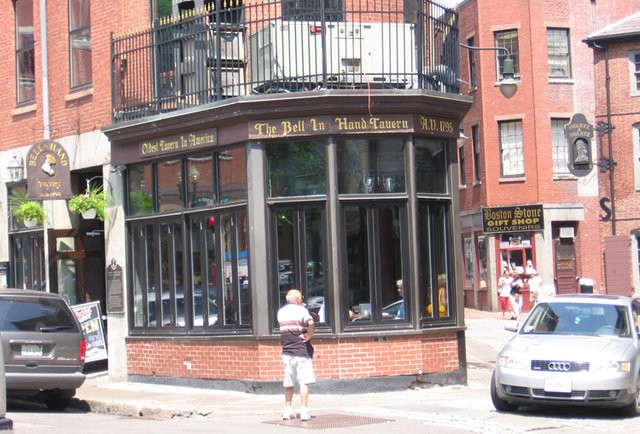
[0,296,79,332]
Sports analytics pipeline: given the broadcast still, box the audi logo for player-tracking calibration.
[547,361,572,371]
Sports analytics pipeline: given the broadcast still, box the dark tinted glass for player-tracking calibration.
[0,296,78,332]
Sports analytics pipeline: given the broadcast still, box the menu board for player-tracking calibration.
[71,301,108,362]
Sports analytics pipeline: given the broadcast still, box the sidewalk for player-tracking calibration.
[69,308,514,424]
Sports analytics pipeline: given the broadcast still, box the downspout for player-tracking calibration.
[39,0,51,292]
[593,42,615,235]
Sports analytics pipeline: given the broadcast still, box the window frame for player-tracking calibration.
[499,120,525,177]
[494,30,519,80]
[472,124,481,183]
[14,0,35,104]
[552,118,570,175]
[630,51,640,96]
[458,140,466,186]
[467,37,477,89]
[547,28,571,79]
[69,0,92,89]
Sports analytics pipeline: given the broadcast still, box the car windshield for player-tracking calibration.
[520,301,631,337]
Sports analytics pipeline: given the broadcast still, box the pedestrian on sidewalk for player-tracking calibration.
[510,268,525,319]
[497,266,513,318]
[277,289,315,421]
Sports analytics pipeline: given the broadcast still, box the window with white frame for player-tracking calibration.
[15,0,35,104]
[631,51,640,95]
[552,118,570,174]
[495,30,519,79]
[69,0,92,88]
[499,120,524,177]
[634,124,640,190]
[547,28,571,79]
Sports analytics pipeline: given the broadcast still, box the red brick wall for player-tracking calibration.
[594,41,640,241]
[126,332,461,381]
[0,1,150,151]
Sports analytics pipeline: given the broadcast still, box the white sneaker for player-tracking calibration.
[282,408,296,420]
[300,409,311,421]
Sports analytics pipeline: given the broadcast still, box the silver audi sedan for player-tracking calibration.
[491,294,640,416]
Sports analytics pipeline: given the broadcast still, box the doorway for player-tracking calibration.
[48,229,106,311]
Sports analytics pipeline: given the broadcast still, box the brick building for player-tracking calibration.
[585,12,640,296]
[2,1,474,392]
[456,0,640,311]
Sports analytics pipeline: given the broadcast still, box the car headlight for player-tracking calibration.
[498,355,528,370]
[590,360,631,373]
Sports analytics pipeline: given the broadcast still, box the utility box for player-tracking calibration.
[579,278,594,294]
[250,20,417,89]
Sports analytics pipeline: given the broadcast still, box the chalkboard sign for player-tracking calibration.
[71,301,108,362]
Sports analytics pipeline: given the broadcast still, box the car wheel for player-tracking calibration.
[490,371,518,412]
[45,394,73,411]
[618,377,640,417]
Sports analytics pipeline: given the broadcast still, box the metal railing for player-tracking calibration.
[111,0,459,123]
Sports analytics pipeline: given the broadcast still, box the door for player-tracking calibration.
[48,229,106,311]
[554,237,577,294]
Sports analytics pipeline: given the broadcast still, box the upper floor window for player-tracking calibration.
[472,125,481,182]
[15,0,35,104]
[631,51,640,95]
[282,0,344,21]
[499,120,524,177]
[633,124,640,190]
[494,30,519,79]
[547,28,571,79]
[69,0,92,89]
[458,141,466,186]
[552,118,570,175]
[467,37,477,89]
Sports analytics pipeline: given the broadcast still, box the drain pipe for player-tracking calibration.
[592,42,615,235]
[39,0,51,292]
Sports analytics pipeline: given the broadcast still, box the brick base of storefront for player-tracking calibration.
[126,330,466,394]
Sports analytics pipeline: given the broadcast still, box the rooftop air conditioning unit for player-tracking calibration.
[250,20,417,90]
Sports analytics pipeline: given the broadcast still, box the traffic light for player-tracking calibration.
[565,113,594,176]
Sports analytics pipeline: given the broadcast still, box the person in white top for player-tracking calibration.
[497,267,514,318]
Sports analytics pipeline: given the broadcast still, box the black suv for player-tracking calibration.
[0,288,86,410]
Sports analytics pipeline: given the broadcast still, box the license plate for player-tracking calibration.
[21,344,43,357]
[544,376,571,393]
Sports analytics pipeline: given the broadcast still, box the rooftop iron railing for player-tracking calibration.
[111,0,459,123]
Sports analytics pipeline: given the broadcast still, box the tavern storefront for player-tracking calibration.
[104,91,472,391]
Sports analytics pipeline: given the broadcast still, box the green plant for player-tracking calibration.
[68,184,106,221]
[15,200,45,224]
[129,190,153,215]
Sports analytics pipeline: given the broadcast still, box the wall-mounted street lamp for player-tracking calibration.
[7,154,24,182]
[460,43,518,98]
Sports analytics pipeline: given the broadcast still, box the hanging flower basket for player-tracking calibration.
[23,218,38,228]
[81,208,98,219]
[68,185,105,221]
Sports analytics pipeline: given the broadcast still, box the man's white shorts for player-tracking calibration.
[282,354,316,387]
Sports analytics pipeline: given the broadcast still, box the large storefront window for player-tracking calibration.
[272,206,327,323]
[419,202,451,319]
[8,184,46,290]
[267,140,326,197]
[128,147,250,332]
[337,138,405,194]
[10,233,46,291]
[343,204,407,324]
[267,140,327,324]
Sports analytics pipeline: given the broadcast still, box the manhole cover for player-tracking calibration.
[264,413,393,430]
